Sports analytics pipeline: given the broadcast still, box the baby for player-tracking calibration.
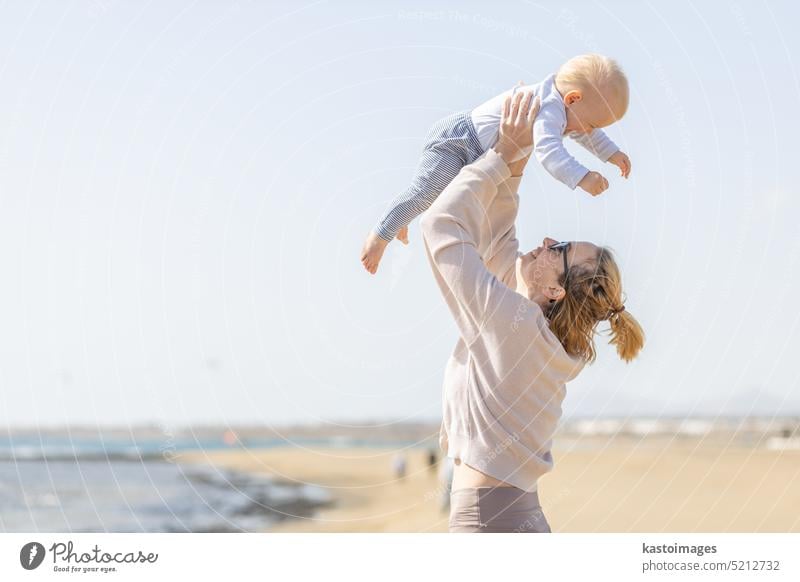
[360,53,632,274]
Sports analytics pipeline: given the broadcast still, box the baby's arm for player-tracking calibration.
[571,129,631,179]
[569,129,620,162]
[532,108,592,191]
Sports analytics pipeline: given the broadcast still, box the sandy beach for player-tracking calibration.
[177,437,800,533]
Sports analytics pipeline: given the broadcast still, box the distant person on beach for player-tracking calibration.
[427,448,437,473]
[392,453,407,481]
[421,90,644,532]
[361,54,631,274]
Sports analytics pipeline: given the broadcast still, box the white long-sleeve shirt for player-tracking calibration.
[470,74,620,190]
[420,148,586,492]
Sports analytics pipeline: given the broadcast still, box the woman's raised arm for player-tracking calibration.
[419,90,539,346]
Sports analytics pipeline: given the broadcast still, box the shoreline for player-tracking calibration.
[176,438,800,532]
[177,447,448,532]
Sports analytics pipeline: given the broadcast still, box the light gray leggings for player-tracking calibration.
[448,486,552,533]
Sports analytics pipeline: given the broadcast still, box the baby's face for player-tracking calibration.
[563,89,622,135]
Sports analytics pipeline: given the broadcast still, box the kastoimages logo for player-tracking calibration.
[20,542,46,570]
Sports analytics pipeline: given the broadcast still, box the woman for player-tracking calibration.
[420,90,645,533]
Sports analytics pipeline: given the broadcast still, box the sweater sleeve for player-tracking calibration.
[420,149,532,346]
[484,176,522,286]
[569,128,620,162]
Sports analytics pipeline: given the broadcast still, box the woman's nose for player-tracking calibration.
[543,237,556,247]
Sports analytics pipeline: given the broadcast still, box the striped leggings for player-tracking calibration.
[374,111,486,242]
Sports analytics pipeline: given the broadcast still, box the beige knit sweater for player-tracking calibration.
[420,148,586,493]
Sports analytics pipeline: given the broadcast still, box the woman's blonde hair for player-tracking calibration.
[544,246,644,364]
[556,54,629,119]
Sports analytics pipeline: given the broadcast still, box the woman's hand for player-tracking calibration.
[492,88,540,169]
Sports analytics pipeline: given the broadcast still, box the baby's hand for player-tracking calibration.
[608,150,631,179]
[578,171,609,196]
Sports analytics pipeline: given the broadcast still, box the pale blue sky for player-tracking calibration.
[0,0,798,427]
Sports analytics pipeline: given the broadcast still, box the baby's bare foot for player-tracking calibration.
[396,225,409,245]
[360,231,389,274]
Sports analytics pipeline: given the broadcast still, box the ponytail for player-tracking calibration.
[607,307,645,363]
[545,246,644,364]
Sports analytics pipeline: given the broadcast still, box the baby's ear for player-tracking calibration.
[564,89,582,105]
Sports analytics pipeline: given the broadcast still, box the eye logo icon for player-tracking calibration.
[20,542,46,570]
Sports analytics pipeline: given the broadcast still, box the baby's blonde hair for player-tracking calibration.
[556,54,629,119]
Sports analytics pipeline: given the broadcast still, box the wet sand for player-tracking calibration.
[176,438,800,532]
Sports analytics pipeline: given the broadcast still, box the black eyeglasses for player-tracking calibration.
[548,241,571,284]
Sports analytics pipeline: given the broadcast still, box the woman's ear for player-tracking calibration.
[544,285,566,303]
